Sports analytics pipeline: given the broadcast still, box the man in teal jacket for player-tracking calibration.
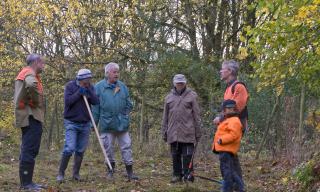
[92,62,138,181]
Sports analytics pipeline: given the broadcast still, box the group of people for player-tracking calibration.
[14,54,248,192]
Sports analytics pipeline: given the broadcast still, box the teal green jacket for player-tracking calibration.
[92,79,133,133]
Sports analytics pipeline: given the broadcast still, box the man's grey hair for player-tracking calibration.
[105,62,119,77]
[26,54,42,66]
[222,60,239,76]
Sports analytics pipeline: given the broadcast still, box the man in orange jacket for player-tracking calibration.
[213,60,248,130]
[212,99,244,192]
[14,54,46,190]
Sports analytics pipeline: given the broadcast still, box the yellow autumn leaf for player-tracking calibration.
[239,34,246,42]
[236,47,248,60]
[297,6,308,19]
[282,177,289,184]
[275,84,284,96]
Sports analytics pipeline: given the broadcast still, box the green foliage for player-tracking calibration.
[0,103,17,141]
[248,0,320,95]
[294,160,314,187]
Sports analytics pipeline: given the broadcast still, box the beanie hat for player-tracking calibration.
[76,69,92,80]
[173,74,187,84]
[222,99,236,109]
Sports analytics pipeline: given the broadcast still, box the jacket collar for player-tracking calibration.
[224,112,239,118]
[226,78,237,87]
[103,78,119,88]
[171,87,191,97]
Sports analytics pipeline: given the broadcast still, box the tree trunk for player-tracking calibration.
[139,94,145,144]
[213,0,228,58]
[298,83,306,161]
[183,0,199,59]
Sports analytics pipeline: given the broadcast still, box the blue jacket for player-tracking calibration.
[92,79,133,133]
[64,80,99,123]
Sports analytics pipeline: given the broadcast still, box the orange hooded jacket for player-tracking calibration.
[212,116,242,155]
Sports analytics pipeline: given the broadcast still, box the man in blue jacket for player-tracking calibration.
[92,62,138,181]
[57,69,99,182]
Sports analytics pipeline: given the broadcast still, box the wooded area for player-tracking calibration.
[0,0,319,191]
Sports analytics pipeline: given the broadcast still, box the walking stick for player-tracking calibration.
[83,95,113,171]
[185,142,197,182]
[186,142,222,185]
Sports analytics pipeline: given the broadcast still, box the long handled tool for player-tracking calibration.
[186,142,222,185]
[83,95,113,171]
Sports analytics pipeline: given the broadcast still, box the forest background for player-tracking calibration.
[0,0,320,191]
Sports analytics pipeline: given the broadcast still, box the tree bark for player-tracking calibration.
[298,83,306,161]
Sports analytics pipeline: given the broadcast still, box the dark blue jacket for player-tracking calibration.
[64,80,99,123]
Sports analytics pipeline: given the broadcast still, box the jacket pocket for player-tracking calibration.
[101,114,114,130]
[118,114,129,131]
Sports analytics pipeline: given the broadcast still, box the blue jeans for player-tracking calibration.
[62,119,91,156]
[219,152,244,192]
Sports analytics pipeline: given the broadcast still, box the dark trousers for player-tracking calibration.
[219,152,244,192]
[170,142,194,177]
[20,116,43,164]
[19,116,42,186]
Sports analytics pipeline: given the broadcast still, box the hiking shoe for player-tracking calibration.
[170,175,182,183]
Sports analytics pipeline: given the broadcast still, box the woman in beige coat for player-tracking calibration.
[161,74,201,183]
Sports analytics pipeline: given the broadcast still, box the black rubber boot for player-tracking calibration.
[57,154,71,183]
[171,154,182,183]
[72,153,83,181]
[125,164,139,181]
[106,162,115,180]
[19,161,42,191]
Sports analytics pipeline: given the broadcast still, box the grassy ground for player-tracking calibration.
[0,136,301,192]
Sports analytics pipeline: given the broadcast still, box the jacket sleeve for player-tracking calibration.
[64,83,82,107]
[25,74,40,104]
[161,99,169,138]
[124,86,133,115]
[91,84,100,125]
[231,84,248,112]
[192,94,201,140]
[87,85,99,105]
[220,119,241,145]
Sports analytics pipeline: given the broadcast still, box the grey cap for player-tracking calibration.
[173,74,187,84]
[76,69,92,80]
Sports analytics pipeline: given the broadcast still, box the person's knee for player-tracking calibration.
[182,145,194,156]
[63,145,76,156]
[20,152,35,164]
[170,142,180,155]
[120,140,131,151]
[62,151,73,156]
[75,151,84,157]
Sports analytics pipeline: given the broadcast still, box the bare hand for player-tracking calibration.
[213,117,220,125]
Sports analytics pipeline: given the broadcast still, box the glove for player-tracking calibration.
[217,138,222,145]
[79,87,89,96]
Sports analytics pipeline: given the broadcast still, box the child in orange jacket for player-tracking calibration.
[212,99,244,192]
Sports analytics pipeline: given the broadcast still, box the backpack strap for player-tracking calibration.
[231,81,247,94]
[231,81,249,122]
